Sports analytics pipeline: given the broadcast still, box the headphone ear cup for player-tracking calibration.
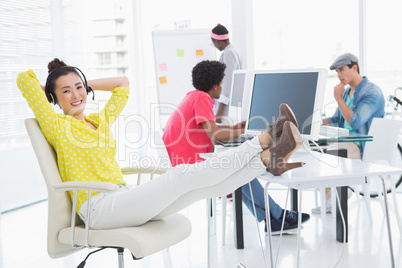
[87,86,95,100]
[48,93,55,104]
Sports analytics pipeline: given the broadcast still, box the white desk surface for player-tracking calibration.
[258,151,402,190]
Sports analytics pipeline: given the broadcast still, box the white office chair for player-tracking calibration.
[361,117,402,234]
[25,118,192,267]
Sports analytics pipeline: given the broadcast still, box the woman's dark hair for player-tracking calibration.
[48,58,67,73]
[192,60,226,92]
[45,58,81,104]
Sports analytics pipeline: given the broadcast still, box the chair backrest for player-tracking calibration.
[363,118,402,164]
[25,118,82,258]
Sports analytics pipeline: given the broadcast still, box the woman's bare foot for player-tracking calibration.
[258,132,273,150]
[260,149,270,167]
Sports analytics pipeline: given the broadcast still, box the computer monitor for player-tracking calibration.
[228,69,253,123]
[244,69,327,141]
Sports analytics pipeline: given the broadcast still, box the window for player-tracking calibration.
[0,0,84,148]
[0,0,84,212]
[253,0,358,117]
[252,0,402,117]
[366,0,402,103]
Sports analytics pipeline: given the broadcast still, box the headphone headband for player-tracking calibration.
[45,66,94,104]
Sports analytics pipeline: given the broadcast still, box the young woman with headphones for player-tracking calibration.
[16,58,303,230]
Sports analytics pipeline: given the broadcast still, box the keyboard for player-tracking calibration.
[215,134,255,147]
[320,125,349,138]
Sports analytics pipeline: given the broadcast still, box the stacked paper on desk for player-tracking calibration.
[320,125,349,138]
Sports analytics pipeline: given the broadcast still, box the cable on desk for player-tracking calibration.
[333,189,347,267]
[274,186,291,268]
[310,138,347,266]
[248,181,268,268]
[309,139,325,154]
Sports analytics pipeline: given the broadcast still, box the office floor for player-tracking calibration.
[1,186,402,268]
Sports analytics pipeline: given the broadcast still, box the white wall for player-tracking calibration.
[0,145,46,213]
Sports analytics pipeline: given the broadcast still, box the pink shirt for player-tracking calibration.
[163,90,215,166]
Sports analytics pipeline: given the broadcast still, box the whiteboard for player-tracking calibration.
[152,29,217,116]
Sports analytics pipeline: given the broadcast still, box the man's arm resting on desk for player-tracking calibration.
[201,120,245,141]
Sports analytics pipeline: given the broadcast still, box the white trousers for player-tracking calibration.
[79,137,267,229]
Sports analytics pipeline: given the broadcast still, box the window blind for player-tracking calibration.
[0,0,83,146]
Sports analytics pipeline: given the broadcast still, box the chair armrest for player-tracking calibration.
[53,181,119,192]
[54,181,119,249]
[120,165,168,175]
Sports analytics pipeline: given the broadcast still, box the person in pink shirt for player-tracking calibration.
[163,60,310,233]
[163,60,244,166]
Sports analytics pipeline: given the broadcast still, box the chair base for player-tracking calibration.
[77,247,127,268]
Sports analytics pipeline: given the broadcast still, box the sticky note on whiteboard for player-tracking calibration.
[159,63,167,71]
[159,76,167,84]
[177,49,184,57]
[196,50,204,56]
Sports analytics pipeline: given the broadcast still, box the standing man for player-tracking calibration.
[211,24,242,124]
[313,52,385,214]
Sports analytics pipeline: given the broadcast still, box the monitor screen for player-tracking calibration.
[228,70,253,123]
[230,71,246,108]
[245,69,327,141]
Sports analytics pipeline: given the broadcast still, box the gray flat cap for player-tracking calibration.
[329,53,359,70]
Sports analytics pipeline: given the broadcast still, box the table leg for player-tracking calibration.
[336,186,348,242]
[291,188,298,211]
[207,198,212,268]
[324,148,349,243]
[233,188,244,249]
[380,176,396,268]
[296,190,302,268]
[264,182,274,268]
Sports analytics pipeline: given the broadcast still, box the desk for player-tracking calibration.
[214,134,373,250]
[315,134,373,144]
[291,148,349,242]
[260,151,402,268]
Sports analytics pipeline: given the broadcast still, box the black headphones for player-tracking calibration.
[45,66,94,104]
